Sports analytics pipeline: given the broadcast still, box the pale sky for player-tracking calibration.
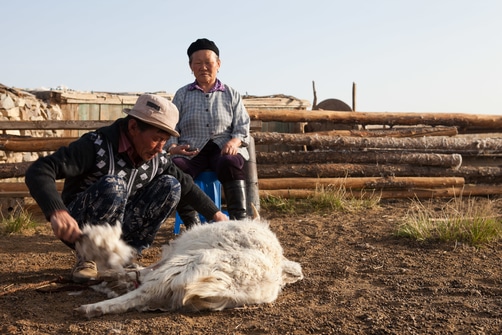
[1,0,501,114]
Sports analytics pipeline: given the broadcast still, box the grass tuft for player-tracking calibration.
[0,204,37,235]
[260,184,381,214]
[260,195,298,214]
[396,196,502,247]
[308,184,381,212]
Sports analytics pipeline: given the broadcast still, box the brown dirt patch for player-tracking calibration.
[1,199,501,334]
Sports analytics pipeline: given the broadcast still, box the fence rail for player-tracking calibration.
[2,111,502,203]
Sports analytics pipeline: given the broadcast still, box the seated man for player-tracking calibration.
[167,38,251,227]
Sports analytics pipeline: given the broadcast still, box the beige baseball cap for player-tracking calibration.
[124,94,180,137]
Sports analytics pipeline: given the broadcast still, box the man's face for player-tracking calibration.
[189,49,221,86]
[128,119,170,161]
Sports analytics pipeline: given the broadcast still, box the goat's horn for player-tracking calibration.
[250,203,260,220]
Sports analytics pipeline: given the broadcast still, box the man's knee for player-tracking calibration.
[156,174,181,190]
[145,174,181,205]
[217,155,246,181]
[99,175,128,196]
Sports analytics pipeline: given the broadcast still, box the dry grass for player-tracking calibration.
[396,196,502,247]
[261,184,381,214]
[0,203,37,235]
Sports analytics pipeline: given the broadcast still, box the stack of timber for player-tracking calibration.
[249,109,502,199]
[1,85,502,204]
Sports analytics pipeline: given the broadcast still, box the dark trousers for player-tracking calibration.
[66,174,181,254]
[172,141,245,182]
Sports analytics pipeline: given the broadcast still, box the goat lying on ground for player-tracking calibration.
[73,218,304,318]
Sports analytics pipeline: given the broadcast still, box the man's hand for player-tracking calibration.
[169,144,199,156]
[212,211,229,222]
[221,138,241,156]
[49,210,82,243]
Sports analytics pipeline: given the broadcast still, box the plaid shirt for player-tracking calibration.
[169,79,250,160]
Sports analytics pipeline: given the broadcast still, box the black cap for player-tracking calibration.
[187,38,219,57]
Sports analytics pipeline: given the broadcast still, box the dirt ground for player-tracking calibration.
[1,198,501,335]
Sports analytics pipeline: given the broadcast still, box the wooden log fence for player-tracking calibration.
[0,137,76,152]
[2,108,502,200]
[313,126,458,138]
[258,177,465,190]
[257,163,502,184]
[256,151,463,169]
[252,132,502,154]
[260,184,502,200]
[247,109,502,133]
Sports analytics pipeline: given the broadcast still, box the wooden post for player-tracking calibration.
[244,136,260,213]
[352,82,356,112]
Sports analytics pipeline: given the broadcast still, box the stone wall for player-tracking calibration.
[0,83,63,164]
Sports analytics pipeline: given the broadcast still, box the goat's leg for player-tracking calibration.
[74,286,153,318]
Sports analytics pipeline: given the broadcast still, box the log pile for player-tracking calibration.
[1,85,502,202]
[251,110,502,199]
[2,115,502,200]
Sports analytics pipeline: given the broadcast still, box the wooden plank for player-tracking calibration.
[64,104,81,137]
[308,126,458,138]
[3,109,502,132]
[0,120,113,130]
[103,104,126,121]
[243,97,310,109]
[0,182,63,193]
[258,177,465,190]
[259,184,502,199]
[247,109,502,131]
[89,103,101,120]
[0,191,32,198]
[257,163,502,184]
[78,104,90,121]
[0,137,76,151]
[0,162,33,179]
[55,91,172,104]
[253,132,502,154]
[256,151,463,168]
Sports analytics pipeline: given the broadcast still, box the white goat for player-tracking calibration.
[74,218,303,318]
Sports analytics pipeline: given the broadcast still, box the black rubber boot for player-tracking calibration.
[223,180,247,220]
[176,202,201,230]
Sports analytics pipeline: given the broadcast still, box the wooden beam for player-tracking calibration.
[257,163,502,184]
[256,151,463,168]
[0,162,33,179]
[0,182,62,192]
[258,177,464,190]
[247,109,502,131]
[259,184,502,199]
[0,137,76,151]
[0,120,112,130]
[253,132,502,154]
[308,126,458,137]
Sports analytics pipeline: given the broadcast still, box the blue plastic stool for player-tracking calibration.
[174,171,222,234]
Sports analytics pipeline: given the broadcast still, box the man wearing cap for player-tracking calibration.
[25,94,228,283]
[167,38,250,227]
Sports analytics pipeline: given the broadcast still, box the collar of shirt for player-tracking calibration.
[119,127,143,167]
[188,79,226,93]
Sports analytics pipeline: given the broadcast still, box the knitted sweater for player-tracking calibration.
[25,119,219,221]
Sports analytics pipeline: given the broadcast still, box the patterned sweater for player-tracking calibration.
[25,119,219,221]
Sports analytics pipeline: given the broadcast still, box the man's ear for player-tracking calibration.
[128,118,139,136]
